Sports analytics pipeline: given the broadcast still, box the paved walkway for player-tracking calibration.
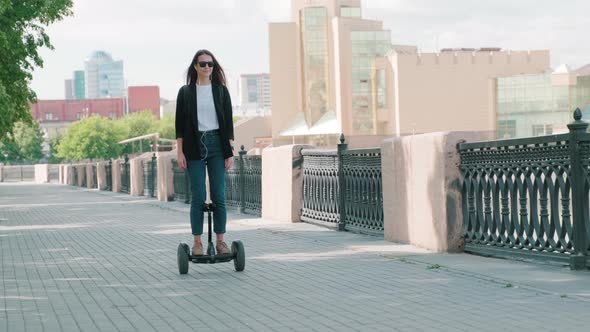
[1,183,590,332]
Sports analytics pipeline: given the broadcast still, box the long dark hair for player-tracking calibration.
[185,49,226,86]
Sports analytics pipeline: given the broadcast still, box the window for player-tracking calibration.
[341,6,361,17]
[498,120,516,139]
[76,113,81,120]
[248,91,257,103]
[45,113,53,120]
[532,124,553,136]
[109,112,116,119]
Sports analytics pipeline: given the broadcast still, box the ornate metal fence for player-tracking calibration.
[72,166,78,186]
[0,165,35,182]
[459,109,590,269]
[172,159,191,203]
[242,155,262,215]
[48,165,59,182]
[301,135,384,235]
[225,147,262,215]
[120,155,130,194]
[301,150,340,227]
[79,167,86,187]
[105,160,112,191]
[225,155,241,209]
[143,154,157,198]
[341,148,383,235]
[171,147,262,216]
[91,165,98,189]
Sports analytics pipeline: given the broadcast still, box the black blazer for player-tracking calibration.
[175,83,234,161]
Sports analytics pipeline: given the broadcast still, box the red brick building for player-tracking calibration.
[30,98,125,123]
[127,86,160,119]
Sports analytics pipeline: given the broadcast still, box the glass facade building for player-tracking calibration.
[496,73,590,138]
[300,7,330,127]
[73,70,85,100]
[98,61,125,98]
[84,51,125,98]
[350,30,391,134]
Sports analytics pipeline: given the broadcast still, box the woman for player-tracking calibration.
[175,49,235,256]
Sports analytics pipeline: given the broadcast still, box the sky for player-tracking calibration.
[30,0,590,101]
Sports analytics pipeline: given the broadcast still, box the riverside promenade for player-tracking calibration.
[1,183,590,332]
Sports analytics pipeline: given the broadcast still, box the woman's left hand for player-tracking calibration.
[225,157,234,171]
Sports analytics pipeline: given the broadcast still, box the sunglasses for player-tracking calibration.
[197,61,214,68]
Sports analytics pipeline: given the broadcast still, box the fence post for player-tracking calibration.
[239,145,247,214]
[337,133,348,231]
[568,108,589,270]
[124,154,129,193]
[151,153,157,198]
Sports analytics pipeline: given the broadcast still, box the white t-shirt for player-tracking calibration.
[196,84,220,131]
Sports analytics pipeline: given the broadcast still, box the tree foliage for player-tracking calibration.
[0,120,44,163]
[158,113,175,140]
[0,0,73,138]
[55,115,124,160]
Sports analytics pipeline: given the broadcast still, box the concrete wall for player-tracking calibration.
[381,131,487,252]
[111,160,121,193]
[96,162,107,190]
[156,151,176,202]
[234,117,272,151]
[85,164,94,189]
[261,144,312,222]
[34,164,49,183]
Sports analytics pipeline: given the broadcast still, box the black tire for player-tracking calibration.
[177,242,189,275]
[232,240,245,272]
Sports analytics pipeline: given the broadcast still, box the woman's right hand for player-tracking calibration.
[177,153,187,169]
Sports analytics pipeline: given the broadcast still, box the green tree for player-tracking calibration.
[116,111,158,154]
[0,121,44,163]
[0,0,74,138]
[48,133,63,163]
[157,113,175,140]
[56,115,124,160]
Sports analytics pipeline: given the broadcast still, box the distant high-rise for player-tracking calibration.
[64,79,74,100]
[73,70,85,99]
[84,50,125,98]
[239,74,271,116]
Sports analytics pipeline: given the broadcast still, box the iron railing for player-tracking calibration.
[172,159,191,203]
[171,146,262,216]
[105,160,112,191]
[143,153,157,198]
[225,155,241,209]
[48,165,59,182]
[301,150,340,226]
[120,155,130,194]
[341,148,383,235]
[79,166,86,187]
[226,146,262,215]
[459,109,590,269]
[72,166,78,186]
[301,135,384,235]
[0,165,35,182]
[91,165,98,189]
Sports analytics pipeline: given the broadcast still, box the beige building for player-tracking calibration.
[269,0,551,145]
[239,74,271,117]
[374,49,550,136]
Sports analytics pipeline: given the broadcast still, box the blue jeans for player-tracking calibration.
[187,131,227,235]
